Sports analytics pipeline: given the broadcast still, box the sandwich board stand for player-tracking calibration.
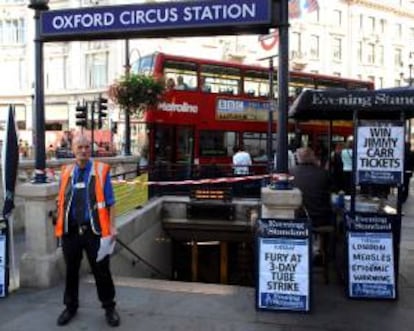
[288,87,414,301]
[345,119,404,300]
[0,218,9,298]
[1,104,19,298]
[256,218,311,312]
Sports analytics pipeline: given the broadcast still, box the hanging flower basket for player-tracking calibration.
[108,73,165,116]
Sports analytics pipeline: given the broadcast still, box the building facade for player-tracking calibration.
[1,0,414,153]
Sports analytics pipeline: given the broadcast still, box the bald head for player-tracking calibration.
[72,134,90,147]
[296,147,317,165]
[72,133,91,167]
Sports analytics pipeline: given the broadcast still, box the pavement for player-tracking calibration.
[1,193,414,331]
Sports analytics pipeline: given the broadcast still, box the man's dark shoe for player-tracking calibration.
[105,308,120,327]
[57,308,77,326]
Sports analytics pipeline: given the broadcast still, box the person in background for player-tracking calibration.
[19,139,28,158]
[55,134,120,327]
[93,141,99,155]
[402,142,414,203]
[253,149,268,162]
[341,136,353,194]
[232,145,252,175]
[137,146,149,176]
[291,147,333,259]
[166,77,175,91]
[291,147,333,228]
[176,75,188,90]
[47,144,56,160]
[200,76,211,92]
[330,142,344,192]
[273,149,296,173]
[60,131,72,149]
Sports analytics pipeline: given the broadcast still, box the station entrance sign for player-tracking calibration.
[40,0,280,41]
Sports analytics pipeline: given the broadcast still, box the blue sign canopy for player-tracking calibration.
[289,87,414,121]
[40,0,278,42]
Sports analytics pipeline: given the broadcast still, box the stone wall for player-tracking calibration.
[111,198,172,279]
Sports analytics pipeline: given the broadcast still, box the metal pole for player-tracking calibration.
[31,94,36,148]
[409,60,413,141]
[33,9,46,183]
[258,54,278,172]
[91,101,95,156]
[268,57,274,172]
[276,0,289,173]
[124,38,131,156]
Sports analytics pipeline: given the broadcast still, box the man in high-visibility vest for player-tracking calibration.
[55,134,120,327]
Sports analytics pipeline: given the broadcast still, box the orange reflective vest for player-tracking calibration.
[55,161,112,238]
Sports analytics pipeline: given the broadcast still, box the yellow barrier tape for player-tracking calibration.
[113,173,148,216]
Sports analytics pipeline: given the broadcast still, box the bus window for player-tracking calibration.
[164,60,197,90]
[200,76,213,93]
[131,54,156,75]
[289,86,304,99]
[244,70,270,97]
[301,134,310,147]
[243,132,266,159]
[243,132,277,159]
[289,75,316,99]
[200,64,241,95]
[177,127,193,163]
[199,130,237,157]
[312,77,355,90]
[154,126,174,163]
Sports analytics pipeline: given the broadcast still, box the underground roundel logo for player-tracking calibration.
[259,32,279,51]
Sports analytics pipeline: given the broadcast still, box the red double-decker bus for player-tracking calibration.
[131,52,373,179]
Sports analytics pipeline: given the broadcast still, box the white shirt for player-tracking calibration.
[274,150,296,172]
[233,151,252,175]
[341,148,353,172]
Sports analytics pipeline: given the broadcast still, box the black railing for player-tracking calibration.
[116,238,170,279]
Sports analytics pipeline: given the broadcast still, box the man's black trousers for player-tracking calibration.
[61,225,116,311]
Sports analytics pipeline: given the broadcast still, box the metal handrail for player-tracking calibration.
[115,237,170,279]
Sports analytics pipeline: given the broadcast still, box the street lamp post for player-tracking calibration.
[268,56,275,173]
[276,0,289,174]
[124,38,131,155]
[407,51,414,87]
[28,0,49,183]
[258,54,278,172]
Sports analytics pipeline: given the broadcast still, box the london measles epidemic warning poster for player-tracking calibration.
[348,232,395,299]
[357,121,404,185]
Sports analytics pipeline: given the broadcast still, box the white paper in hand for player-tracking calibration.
[96,236,116,262]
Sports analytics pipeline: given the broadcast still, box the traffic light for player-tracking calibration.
[111,122,118,134]
[75,103,88,127]
[97,96,108,129]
